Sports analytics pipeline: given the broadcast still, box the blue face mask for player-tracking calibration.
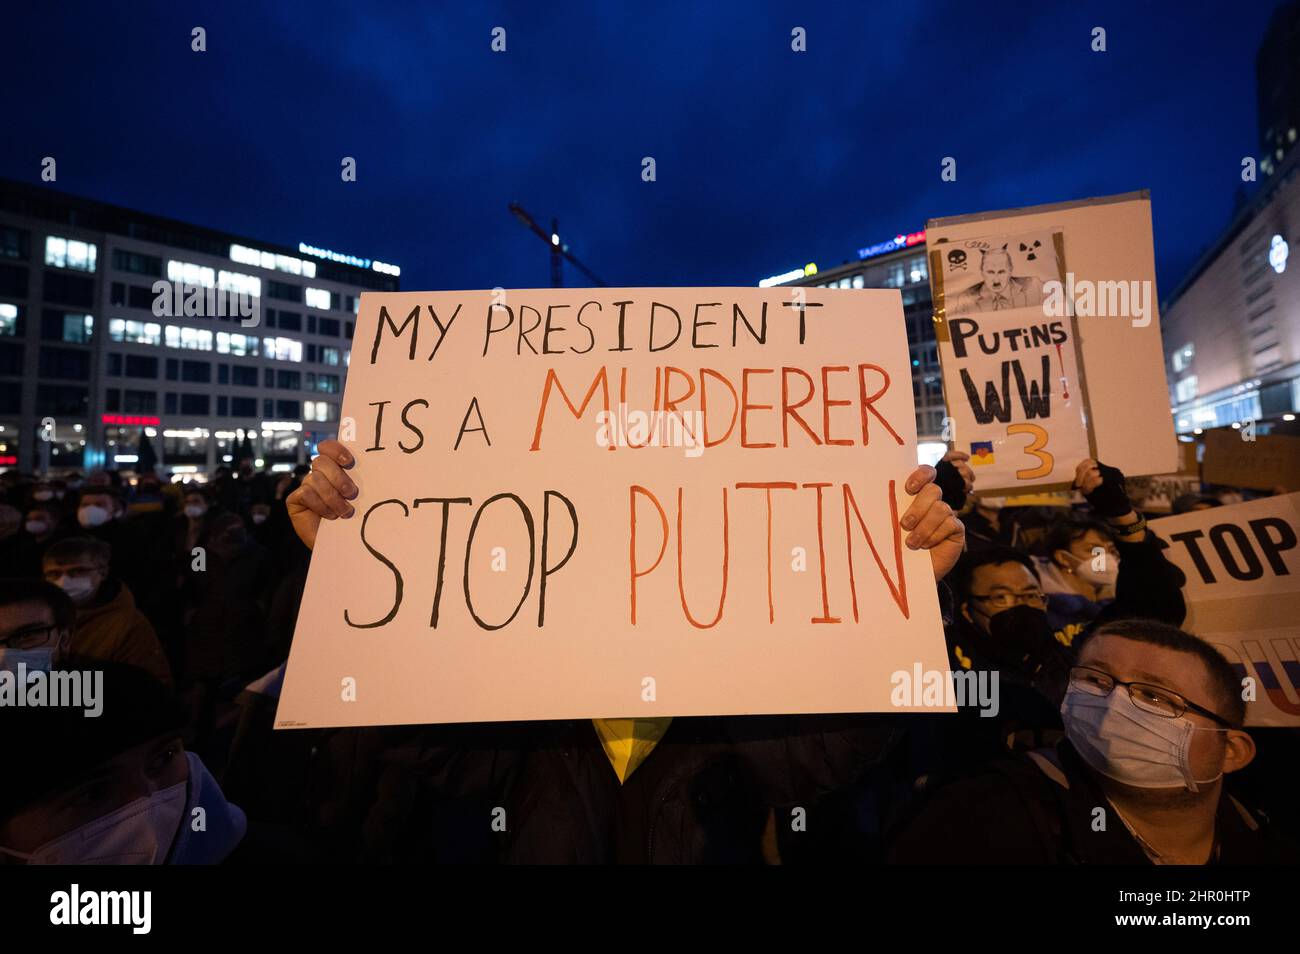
[1061,686,1226,793]
[0,647,55,674]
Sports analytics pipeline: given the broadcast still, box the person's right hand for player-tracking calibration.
[286,439,358,550]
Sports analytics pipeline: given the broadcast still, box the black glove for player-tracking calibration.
[1083,461,1131,519]
[934,459,967,511]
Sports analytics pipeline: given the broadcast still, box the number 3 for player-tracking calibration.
[1007,423,1053,478]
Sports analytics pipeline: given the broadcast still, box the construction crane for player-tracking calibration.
[508,202,607,287]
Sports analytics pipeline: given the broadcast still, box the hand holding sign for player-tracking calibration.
[287,439,358,548]
[277,287,954,728]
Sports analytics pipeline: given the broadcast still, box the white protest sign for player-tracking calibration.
[928,192,1178,495]
[276,288,950,728]
[1151,493,1300,727]
[929,228,1091,492]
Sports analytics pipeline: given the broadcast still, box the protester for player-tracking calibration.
[180,511,270,756]
[22,501,66,552]
[0,503,41,579]
[889,619,1296,864]
[0,662,249,865]
[1031,460,1186,647]
[0,578,75,672]
[41,537,173,687]
[276,438,967,863]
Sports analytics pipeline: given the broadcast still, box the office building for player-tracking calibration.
[757,229,946,446]
[0,178,400,476]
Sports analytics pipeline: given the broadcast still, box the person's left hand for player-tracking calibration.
[901,465,966,582]
[941,450,975,494]
[1074,458,1132,519]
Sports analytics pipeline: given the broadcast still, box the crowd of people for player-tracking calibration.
[0,447,1295,864]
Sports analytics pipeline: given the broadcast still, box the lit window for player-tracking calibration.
[228,244,317,278]
[0,303,17,335]
[218,270,262,298]
[305,287,331,310]
[1174,375,1198,403]
[167,260,216,288]
[1171,343,1194,373]
[304,400,337,422]
[165,325,213,351]
[264,336,303,362]
[61,314,93,343]
[45,236,97,272]
[321,346,341,366]
[110,319,162,345]
[851,275,865,289]
[216,332,258,356]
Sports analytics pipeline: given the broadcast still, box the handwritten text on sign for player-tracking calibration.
[277,289,949,728]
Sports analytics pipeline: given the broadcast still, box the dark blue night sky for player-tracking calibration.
[3,1,1282,295]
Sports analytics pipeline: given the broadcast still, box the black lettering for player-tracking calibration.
[608,300,634,352]
[484,304,513,357]
[732,301,768,345]
[572,301,599,354]
[517,305,542,355]
[413,497,472,627]
[424,303,462,361]
[1210,523,1264,581]
[649,302,682,352]
[1169,529,1216,583]
[780,300,824,344]
[454,397,491,450]
[1012,355,1052,419]
[1249,517,1297,576]
[371,304,419,363]
[960,362,1012,425]
[367,400,391,452]
[538,490,579,625]
[344,499,408,628]
[463,494,536,631]
[399,399,428,453]
[542,304,570,355]
[950,318,979,360]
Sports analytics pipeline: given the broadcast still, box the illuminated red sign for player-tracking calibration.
[0,455,16,465]
[102,414,161,426]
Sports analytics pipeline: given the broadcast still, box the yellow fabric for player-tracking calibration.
[591,717,673,783]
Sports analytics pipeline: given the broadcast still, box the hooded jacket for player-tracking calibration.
[73,578,173,687]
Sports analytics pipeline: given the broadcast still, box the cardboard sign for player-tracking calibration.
[1126,474,1201,514]
[1201,429,1300,492]
[276,288,950,728]
[929,228,1092,493]
[927,192,1179,494]
[1151,493,1300,727]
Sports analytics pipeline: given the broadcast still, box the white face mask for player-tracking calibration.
[0,778,188,865]
[251,513,268,525]
[77,505,111,528]
[53,575,98,603]
[0,646,55,674]
[25,519,49,536]
[184,504,207,519]
[1065,552,1119,588]
[1061,686,1227,793]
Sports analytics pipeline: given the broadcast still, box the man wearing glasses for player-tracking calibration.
[0,578,74,674]
[890,619,1294,865]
